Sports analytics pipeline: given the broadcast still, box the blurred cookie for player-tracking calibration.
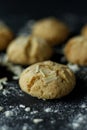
[19,61,75,99]
[64,36,87,66]
[0,22,13,51]
[81,25,87,36]
[7,36,53,65]
[32,18,69,46]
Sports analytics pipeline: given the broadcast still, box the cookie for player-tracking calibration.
[19,61,76,99]
[64,36,87,66]
[7,36,53,65]
[0,22,13,51]
[32,18,69,46]
[81,25,87,37]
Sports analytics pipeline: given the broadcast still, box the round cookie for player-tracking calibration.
[81,25,87,37]
[7,36,53,65]
[19,61,76,99]
[32,18,69,46]
[0,22,13,51]
[64,36,87,66]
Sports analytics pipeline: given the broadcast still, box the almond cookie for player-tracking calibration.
[19,61,76,99]
[7,36,53,65]
[0,22,13,51]
[81,24,87,37]
[32,18,69,46]
[64,36,87,66]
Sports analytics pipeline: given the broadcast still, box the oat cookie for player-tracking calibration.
[0,22,13,51]
[81,25,87,36]
[7,36,53,65]
[19,61,75,99]
[32,18,69,46]
[64,36,87,66]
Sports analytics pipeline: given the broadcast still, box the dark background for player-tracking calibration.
[1,1,87,130]
[0,0,87,18]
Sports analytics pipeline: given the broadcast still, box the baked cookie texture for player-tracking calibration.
[64,36,87,66]
[7,36,53,65]
[32,18,69,46]
[0,22,13,51]
[19,61,76,99]
[81,25,87,36]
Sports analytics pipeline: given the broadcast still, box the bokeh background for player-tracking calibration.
[0,0,86,34]
[0,0,87,18]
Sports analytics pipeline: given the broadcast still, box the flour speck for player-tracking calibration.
[33,118,43,124]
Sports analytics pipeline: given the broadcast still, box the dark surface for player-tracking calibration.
[0,14,87,130]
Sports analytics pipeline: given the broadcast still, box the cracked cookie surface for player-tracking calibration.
[7,36,53,65]
[19,61,76,99]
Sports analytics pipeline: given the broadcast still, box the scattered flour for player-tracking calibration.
[0,125,9,130]
[44,107,52,112]
[0,77,8,85]
[7,64,23,77]
[30,111,38,114]
[0,54,23,77]
[70,113,87,129]
[18,20,35,36]
[2,89,10,96]
[22,123,29,130]
[80,104,86,109]
[67,63,79,72]
[0,78,8,93]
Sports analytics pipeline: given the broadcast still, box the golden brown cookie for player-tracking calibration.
[7,36,53,65]
[0,22,13,51]
[32,18,69,46]
[64,36,87,66]
[19,61,76,99]
[81,25,87,37]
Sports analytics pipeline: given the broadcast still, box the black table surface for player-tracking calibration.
[0,14,87,130]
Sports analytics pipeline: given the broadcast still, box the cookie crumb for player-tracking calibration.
[12,76,19,80]
[25,107,30,112]
[33,118,43,124]
[0,85,3,90]
[19,104,25,108]
[50,120,55,124]
[0,106,3,111]
[4,110,13,117]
